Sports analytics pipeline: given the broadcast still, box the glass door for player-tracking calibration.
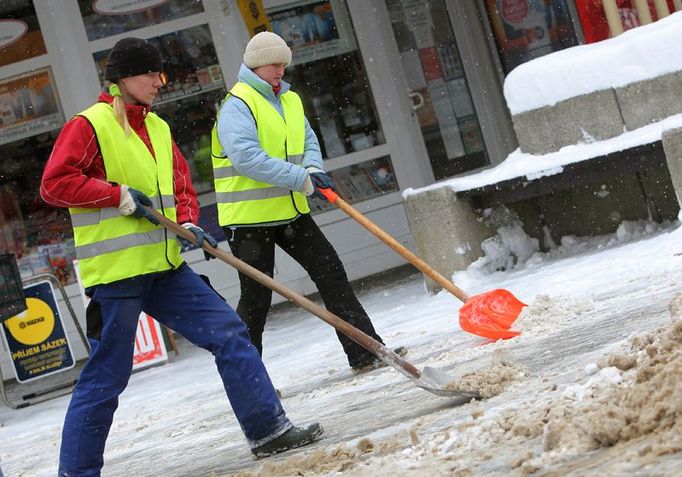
[386,0,489,180]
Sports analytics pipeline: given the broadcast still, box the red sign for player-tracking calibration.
[500,0,528,25]
[132,314,167,369]
[418,47,444,82]
[575,0,677,43]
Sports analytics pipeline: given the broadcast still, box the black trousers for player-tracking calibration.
[225,214,384,367]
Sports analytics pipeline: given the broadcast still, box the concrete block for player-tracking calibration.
[403,188,493,293]
[616,71,682,131]
[662,126,682,209]
[512,89,624,155]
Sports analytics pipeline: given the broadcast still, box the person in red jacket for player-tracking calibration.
[41,37,321,477]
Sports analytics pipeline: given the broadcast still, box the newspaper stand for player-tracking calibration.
[0,254,89,408]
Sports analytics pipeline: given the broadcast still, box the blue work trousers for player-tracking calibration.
[58,264,290,477]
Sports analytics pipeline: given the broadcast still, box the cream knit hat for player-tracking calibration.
[243,31,292,69]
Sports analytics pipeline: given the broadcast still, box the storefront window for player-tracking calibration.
[267,0,385,160]
[0,1,47,67]
[0,131,77,285]
[484,0,578,74]
[93,25,224,193]
[79,0,204,41]
[0,68,63,146]
[387,0,488,180]
[308,156,399,212]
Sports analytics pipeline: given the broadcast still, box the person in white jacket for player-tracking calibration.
[212,32,404,371]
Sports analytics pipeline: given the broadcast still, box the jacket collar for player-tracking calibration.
[98,90,149,130]
[237,63,291,101]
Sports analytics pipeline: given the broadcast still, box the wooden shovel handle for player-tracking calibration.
[319,188,470,303]
[147,208,421,380]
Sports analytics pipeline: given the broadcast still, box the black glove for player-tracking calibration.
[309,170,336,199]
[179,223,218,261]
[119,186,159,225]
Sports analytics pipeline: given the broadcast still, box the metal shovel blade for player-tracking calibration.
[416,366,481,399]
[459,289,526,340]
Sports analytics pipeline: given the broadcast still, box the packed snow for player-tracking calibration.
[504,11,682,115]
[402,112,682,194]
[2,216,682,476]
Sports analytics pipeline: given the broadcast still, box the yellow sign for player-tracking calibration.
[4,297,55,345]
[236,0,271,37]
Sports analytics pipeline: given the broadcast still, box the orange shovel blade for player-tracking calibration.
[459,289,526,340]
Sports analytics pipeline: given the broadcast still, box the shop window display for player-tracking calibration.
[484,0,578,74]
[0,131,77,285]
[308,156,399,212]
[93,25,224,193]
[78,0,204,41]
[0,0,46,67]
[386,0,488,180]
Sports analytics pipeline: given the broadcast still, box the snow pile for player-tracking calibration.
[465,216,670,277]
[511,295,594,336]
[401,113,682,193]
[504,12,682,115]
[465,207,539,275]
[446,350,527,399]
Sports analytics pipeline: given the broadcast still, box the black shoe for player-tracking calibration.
[251,423,324,458]
[351,346,408,373]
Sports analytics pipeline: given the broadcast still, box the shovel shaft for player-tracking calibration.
[148,208,422,381]
[319,189,470,303]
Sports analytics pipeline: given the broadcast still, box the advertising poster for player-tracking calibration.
[0,69,62,145]
[269,1,349,65]
[1,281,75,383]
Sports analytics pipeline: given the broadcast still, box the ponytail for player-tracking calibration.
[108,83,131,136]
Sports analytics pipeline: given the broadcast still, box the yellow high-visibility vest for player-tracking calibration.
[211,82,309,227]
[70,102,183,288]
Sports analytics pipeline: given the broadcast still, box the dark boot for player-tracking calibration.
[251,423,324,458]
[351,346,408,373]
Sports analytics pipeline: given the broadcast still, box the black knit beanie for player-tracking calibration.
[104,37,163,82]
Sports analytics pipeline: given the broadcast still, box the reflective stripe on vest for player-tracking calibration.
[69,195,175,227]
[211,82,310,227]
[71,102,183,287]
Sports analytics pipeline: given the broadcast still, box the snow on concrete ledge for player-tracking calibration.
[504,12,682,115]
[403,114,682,197]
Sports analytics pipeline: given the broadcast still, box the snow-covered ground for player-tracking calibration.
[1,217,682,476]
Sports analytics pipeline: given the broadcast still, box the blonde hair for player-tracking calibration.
[108,82,132,136]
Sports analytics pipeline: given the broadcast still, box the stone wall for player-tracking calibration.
[402,187,493,293]
[512,71,682,156]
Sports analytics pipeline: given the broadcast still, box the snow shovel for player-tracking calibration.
[316,188,525,340]
[147,208,480,399]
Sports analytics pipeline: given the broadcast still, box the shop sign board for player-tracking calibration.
[237,0,271,36]
[93,0,169,15]
[0,281,75,383]
[132,314,167,369]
